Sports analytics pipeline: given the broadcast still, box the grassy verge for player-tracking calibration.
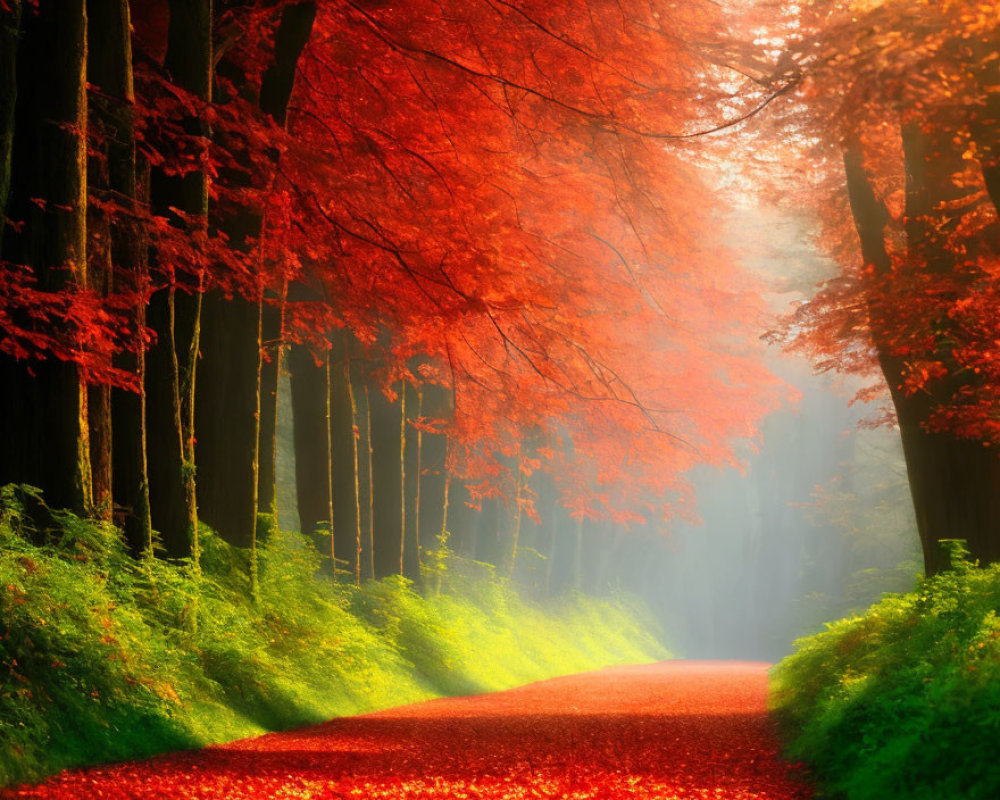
[770,544,1000,800]
[0,486,666,788]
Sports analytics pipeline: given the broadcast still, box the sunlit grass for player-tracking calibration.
[0,486,667,788]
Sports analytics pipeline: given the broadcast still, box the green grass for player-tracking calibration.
[0,486,667,788]
[771,543,1000,800]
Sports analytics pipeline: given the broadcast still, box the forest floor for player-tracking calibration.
[2,661,813,799]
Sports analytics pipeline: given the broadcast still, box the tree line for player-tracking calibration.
[0,0,777,596]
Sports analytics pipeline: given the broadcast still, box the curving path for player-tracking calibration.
[3,661,813,799]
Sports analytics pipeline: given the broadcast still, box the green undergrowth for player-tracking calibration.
[0,486,667,788]
[771,543,1000,800]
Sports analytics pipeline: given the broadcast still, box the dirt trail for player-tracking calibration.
[4,661,813,799]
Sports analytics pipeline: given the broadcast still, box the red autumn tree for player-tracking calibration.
[0,0,784,590]
[274,0,783,533]
[735,0,1000,572]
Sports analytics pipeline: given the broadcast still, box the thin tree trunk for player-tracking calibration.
[414,389,423,575]
[147,0,211,562]
[326,352,336,575]
[364,383,375,580]
[258,281,287,518]
[289,342,333,554]
[573,516,584,590]
[441,471,451,541]
[399,382,407,576]
[508,468,523,578]
[545,499,559,595]
[435,470,451,597]
[249,294,263,602]
[345,355,362,586]
[184,289,203,573]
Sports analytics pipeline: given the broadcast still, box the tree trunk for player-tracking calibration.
[289,342,333,552]
[196,4,313,550]
[399,382,407,576]
[0,2,21,257]
[508,469,523,578]
[0,0,92,515]
[363,383,375,580]
[330,334,359,579]
[87,0,142,525]
[146,0,211,561]
[257,284,285,517]
[344,353,363,586]
[414,389,423,573]
[844,136,1000,574]
[369,382,403,577]
[196,292,259,547]
[249,296,263,600]
[545,498,559,595]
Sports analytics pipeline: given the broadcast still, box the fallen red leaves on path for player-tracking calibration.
[3,661,813,799]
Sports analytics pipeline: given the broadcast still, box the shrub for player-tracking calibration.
[771,546,1000,800]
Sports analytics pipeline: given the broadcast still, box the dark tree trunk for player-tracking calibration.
[844,136,1000,574]
[87,0,139,525]
[196,293,259,546]
[0,0,92,515]
[330,334,360,579]
[416,384,449,555]
[0,2,21,253]
[289,342,333,550]
[196,2,315,546]
[344,350,363,585]
[257,292,283,516]
[259,3,316,127]
[146,0,211,560]
[363,383,375,579]
[370,382,403,577]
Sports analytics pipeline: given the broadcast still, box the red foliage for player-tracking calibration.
[738,0,1000,445]
[1,662,813,800]
[263,0,785,520]
[3,0,788,523]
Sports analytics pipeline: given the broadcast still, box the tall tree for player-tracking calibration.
[0,1,20,254]
[146,0,212,560]
[0,0,93,514]
[288,334,333,552]
[196,1,316,548]
[751,0,1000,572]
[87,0,153,549]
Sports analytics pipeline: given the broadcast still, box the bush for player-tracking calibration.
[0,487,667,787]
[771,545,1000,800]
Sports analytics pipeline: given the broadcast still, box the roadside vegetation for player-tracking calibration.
[0,486,666,788]
[771,543,1000,800]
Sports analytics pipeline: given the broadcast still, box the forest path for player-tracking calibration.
[5,661,813,799]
